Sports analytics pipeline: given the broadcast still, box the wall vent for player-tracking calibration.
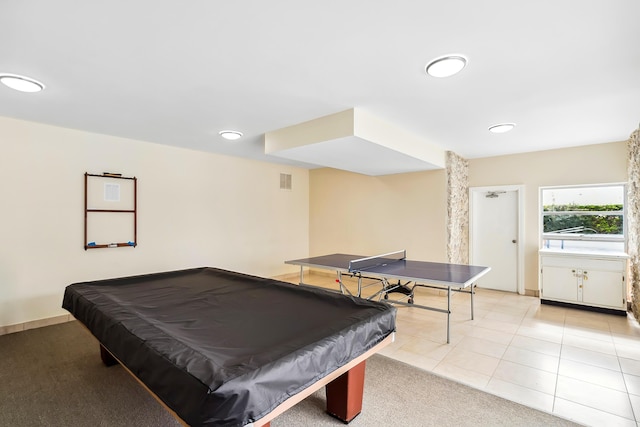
[280,173,292,190]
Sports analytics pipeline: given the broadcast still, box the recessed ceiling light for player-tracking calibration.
[0,73,45,92]
[425,55,467,78]
[218,130,243,140]
[488,123,516,133]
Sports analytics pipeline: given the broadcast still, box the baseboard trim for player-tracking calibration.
[272,269,337,282]
[271,272,302,281]
[0,314,74,337]
[541,299,627,316]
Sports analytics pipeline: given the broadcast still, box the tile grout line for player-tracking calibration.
[615,328,638,423]
[550,315,566,416]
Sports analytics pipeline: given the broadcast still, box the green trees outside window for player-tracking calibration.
[543,204,623,235]
[541,184,626,251]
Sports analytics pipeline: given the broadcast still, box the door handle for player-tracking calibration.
[512,239,517,243]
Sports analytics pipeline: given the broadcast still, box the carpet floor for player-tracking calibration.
[0,321,580,426]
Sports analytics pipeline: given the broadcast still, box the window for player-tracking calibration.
[541,184,626,252]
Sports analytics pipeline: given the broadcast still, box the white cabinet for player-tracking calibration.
[539,250,628,313]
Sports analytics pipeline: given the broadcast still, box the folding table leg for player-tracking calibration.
[470,283,475,320]
[446,287,451,344]
[325,360,366,422]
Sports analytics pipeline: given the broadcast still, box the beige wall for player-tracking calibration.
[308,167,448,262]
[308,141,627,294]
[469,141,628,292]
[0,117,309,328]
[1,114,627,329]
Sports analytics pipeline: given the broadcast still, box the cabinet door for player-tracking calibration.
[542,266,578,302]
[582,270,625,309]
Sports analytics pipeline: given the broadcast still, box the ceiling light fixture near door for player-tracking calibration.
[488,123,516,134]
[218,130,243,140]
[425,55,467,78]
[0,73,45,92]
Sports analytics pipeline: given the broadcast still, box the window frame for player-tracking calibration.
[540,183,627,247]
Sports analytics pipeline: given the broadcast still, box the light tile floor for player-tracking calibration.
[286,272,640,427]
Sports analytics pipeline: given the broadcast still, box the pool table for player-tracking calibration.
[62,267,396,426]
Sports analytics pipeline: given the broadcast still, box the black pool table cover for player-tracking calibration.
[62,267,396,426]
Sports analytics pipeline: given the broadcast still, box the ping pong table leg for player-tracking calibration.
[446,287,451,344]
[471,283,475,320]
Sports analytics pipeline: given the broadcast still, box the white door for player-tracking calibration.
[470,188,520,293]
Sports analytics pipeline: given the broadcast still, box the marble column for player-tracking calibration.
[627,128,640,320]
[446,151,469,265]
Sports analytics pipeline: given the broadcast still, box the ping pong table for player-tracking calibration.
[285,250,490,343]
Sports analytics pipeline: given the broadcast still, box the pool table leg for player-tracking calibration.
[100,344,118,366]
[325,360,366,423]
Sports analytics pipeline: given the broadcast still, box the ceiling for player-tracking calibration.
[1,1,639,174]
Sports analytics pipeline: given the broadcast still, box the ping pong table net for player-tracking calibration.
[348,250,406,273]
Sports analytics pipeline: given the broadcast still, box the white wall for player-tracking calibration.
[0,117,309,328]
